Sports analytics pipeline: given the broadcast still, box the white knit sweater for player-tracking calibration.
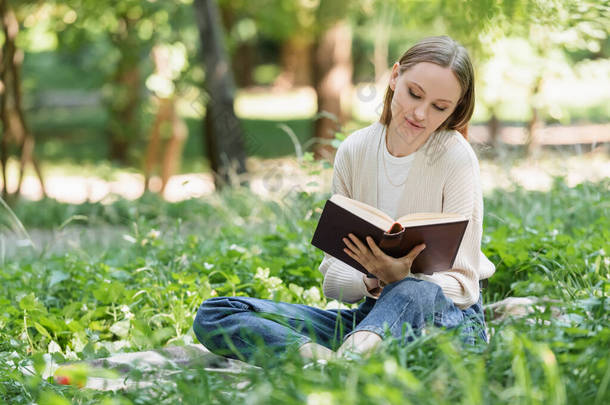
[318,121,495,309]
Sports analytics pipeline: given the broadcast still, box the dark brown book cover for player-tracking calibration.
[311,199,468,277]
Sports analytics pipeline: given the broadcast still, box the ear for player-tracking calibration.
[389,62,400,91]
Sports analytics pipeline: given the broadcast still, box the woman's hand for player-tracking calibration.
[362,275,382,297]
[343,233,426,285]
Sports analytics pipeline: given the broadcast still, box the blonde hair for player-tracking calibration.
[379,36,474,139]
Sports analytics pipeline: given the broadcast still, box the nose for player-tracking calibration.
[414,104,426,122]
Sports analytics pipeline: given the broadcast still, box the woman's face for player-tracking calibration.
[388,61,462,151]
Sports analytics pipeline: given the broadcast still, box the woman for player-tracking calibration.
[193,36,495,365]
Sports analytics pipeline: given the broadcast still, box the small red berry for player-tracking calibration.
[55,375,71,385]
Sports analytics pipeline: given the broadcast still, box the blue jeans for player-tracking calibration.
[193,277,487,363]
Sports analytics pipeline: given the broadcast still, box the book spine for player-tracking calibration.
[379,227,406,252]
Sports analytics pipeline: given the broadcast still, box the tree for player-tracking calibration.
[312,17,353,160]
[193,0,247,190]
[215,0,355,161]
[143,44,188,194]
[219,0,316,89]
[59,0,193,165]
[475,0,609,155]
[0,0,46,200]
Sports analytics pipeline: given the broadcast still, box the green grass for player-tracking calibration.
[1,178,609,404]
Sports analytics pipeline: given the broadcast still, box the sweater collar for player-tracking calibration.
[359,121,450,216]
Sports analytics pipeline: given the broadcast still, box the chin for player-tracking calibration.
[400,127,427,143]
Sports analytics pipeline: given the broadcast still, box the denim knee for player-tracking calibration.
[193,298,214,345]
[382,277,444,313]
[193,297,243,349]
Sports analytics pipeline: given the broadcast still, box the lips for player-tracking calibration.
[406,118,424,129]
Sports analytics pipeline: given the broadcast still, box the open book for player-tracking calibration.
[311,194,469,277]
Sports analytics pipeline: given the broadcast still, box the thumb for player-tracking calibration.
[407,243,426,261]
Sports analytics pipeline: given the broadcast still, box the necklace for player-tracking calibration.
[381,126,411,187]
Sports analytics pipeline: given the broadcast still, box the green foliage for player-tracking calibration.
[483,178,610,301]
[28,112,314,165]
[16,0,609,171]
[1,179,609,403]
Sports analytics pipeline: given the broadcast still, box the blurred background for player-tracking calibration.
[0,4,609,400]
[0,0,608,206]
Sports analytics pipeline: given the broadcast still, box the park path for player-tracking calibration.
[3,138,607,261]
[0,123,607,205]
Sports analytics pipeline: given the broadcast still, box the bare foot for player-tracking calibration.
[298,342,335,361]
[337,331,382,358]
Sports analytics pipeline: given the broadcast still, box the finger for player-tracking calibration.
[343,247,360,262]
[344,246,369,269]
[365,236,384,257]
[348,233,369,254]
[406,243,426,261]
[342,237,360,255]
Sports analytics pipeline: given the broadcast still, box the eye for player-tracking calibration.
[408,89,421,99]
[433,105,447,112]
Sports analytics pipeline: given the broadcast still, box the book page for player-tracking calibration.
[330,194,394,230]
[396,212,467,228]
[329,195,467,231]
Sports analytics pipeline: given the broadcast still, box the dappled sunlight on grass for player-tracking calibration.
[478,145,610,193]
[6,143,610,204]
[1,174,608,404]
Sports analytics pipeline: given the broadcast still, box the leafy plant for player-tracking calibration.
[1,178,608,403]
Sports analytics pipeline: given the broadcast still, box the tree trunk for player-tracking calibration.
[160,110,187,194]
[106,15,141,164]
[144,98,188,194]
[313,20,353,161]
[233,42,256,88]
[0,1,45,200]
[144,45,189,194]
[144,98,172,191]
[488,110,500,148]
[193,0,247,190]
[372,4,392,82]
[527,106,542,156]
[526,75,544,157]
[274,37,313,89]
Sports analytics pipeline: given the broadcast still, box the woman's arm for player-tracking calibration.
[410,149,491,308]
[319,255,378,303]
[317,141,378,303]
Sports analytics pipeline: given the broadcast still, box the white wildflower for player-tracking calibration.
[70,335,86,353]
[267,276,283,290]
[229,244,247,253]
[109,320,130,338]
[147,229,161,239]
[255,267,270,280]
[64,346,79,361]
[307,392,333,405]
[384,358,398,375]
[303,286,321,303]
[122,234,137,244]
[48,341,62,354]
[255,267,283,291]
[120,305,135,320]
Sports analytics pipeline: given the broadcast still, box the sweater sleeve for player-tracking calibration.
[317,141,377,303]
[410,150,485,308]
